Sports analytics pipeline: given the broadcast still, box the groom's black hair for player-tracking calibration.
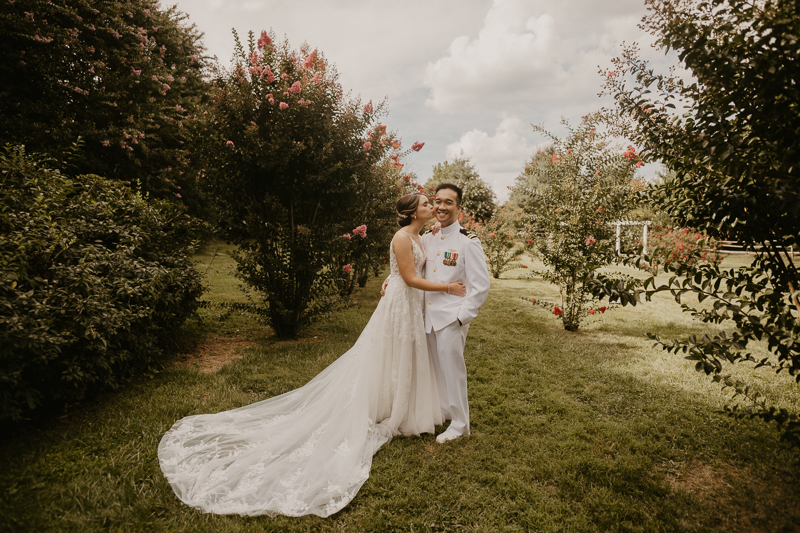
[434,183,463,206]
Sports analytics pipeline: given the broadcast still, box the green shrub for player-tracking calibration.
[0,146,205,421]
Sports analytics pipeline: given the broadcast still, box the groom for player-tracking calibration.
[386,184,491,443]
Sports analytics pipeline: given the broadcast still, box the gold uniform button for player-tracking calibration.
[441,236,445,240]
[434,268,437,272]
[437,252,440,256]
[428,302,432,305]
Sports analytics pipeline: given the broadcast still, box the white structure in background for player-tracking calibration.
[611,221,651,255]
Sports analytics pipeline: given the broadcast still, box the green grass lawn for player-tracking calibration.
[1,243,798,532]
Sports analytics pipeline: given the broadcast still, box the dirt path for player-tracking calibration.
[173,335,258,373]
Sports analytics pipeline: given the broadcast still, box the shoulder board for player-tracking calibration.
[422,229,432,235]
[460,228,478,239]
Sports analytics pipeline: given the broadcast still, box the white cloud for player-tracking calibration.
[446,115,538,202]
[423,0,652,114]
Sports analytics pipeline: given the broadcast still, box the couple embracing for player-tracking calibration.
[158,183,491,517]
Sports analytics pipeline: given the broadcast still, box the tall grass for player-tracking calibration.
[0,244,797,532]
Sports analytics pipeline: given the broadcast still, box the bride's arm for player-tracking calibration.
[392,235,465,296]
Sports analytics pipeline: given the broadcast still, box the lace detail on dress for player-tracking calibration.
[158,234,441,517]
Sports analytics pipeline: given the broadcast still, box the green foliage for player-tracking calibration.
[513,114,644,331]
[599,0,800,444]
[0,146,205,421]
[199,31,404,338]
[461,207,524,279]
[0,0,209,212]
[642,225,722,275]
[509,144,557,210]
[426,157,497,222]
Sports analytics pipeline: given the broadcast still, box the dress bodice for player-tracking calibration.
[389,233,425,281]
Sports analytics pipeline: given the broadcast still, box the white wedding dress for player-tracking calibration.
[158,235,442,517]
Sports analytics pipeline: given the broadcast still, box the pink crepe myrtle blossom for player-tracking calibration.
[281,73,288,79]
[289,81,302,94]
[352,225,367,238]
[312,72,322,84]
[342,233,352,240]
[226,140,234,147]
[257,30,271,49]
[279,102,289,110]
[363,141,371,150]
[411,141,425,152]
[342,264,353,273]
[303,51,317,69]
[363,101,373,114]
[585,236,597,246]
[101,140,110,147]
[24,11,33,20]
[175,193,182,198]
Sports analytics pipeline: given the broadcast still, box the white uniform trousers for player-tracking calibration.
[427,320,470,436]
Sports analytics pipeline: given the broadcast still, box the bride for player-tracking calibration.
[158,192,466,517]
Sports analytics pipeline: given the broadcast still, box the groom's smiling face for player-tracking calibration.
[433,188,460,227]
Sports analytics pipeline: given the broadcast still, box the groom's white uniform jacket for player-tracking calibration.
[421,221,490,332]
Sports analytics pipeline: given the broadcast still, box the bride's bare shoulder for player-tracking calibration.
[391,230,413,253]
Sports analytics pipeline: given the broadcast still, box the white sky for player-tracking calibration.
[171,0,670,201]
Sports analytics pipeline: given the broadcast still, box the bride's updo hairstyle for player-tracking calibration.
[396,192,424,227]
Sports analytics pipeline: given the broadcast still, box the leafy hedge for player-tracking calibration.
[0,146,205,421]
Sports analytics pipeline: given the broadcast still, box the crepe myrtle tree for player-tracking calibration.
[461,207,525,279]
[513,113,644,331]
[200,30,420,337]
[0,0,209,210]
[594,0,800,445]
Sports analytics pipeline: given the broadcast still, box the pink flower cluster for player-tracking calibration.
[352,225,367,238]
[363,101,373,114]
[342,264,353,273]
[411,141,425,152]
[257,30,272,50]
[363,141,371,150]
[342,233,352,240]
[279,102,289,110]
[585,236,596,246]
[303,50,317,70]
[289,81,302,94]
